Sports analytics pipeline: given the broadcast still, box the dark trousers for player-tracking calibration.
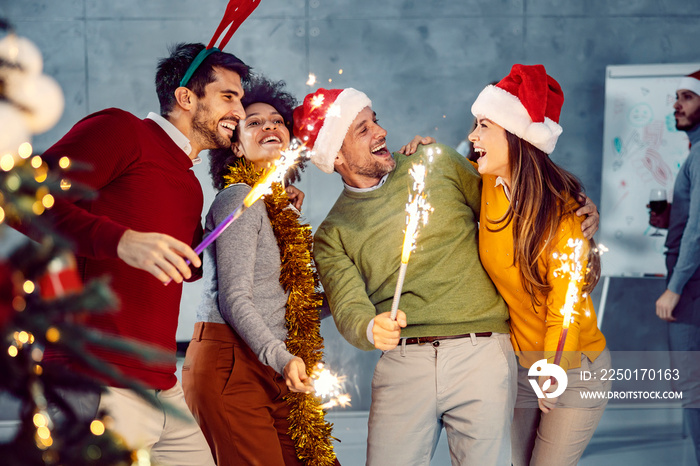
[668,321,700,465]
[666,253,700,463]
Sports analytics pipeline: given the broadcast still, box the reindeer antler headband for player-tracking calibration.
[179,0,260,87]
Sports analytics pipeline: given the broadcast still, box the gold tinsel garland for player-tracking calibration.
[223,159,337,466]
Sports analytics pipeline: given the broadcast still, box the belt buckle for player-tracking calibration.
[416,336,425,346]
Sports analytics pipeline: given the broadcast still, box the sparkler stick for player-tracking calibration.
[389,263,409,321]
[389,162,433,321]
[165,142,306,287]
[193,142,305,258]
[552,281,576,367]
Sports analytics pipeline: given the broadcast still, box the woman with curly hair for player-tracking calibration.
[181,75,337,466]
[468,64,612,466]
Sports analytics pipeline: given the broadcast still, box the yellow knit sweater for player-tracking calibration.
[478,174,606,371]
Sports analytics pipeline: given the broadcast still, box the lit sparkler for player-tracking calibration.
[187,140,308,264]
[311,363,351,410]
[551,238,585,366]
[310,94,324,110]
[306,73,317,86]
[389,162,434,321]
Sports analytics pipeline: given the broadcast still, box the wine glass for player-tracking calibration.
[649,189,667,237]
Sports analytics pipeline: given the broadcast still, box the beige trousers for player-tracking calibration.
[512,348,612,466]
[98,384,215,466]
[367,333,517,466]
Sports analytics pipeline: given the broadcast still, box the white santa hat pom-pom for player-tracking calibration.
[523,119,562,154]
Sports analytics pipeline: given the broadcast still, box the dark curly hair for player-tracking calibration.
[155,42,250,116]
[209,75,303,190]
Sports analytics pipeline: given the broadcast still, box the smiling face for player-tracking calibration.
[191,67,245,151]
[335,106,395,188]
[674,89,700,131]
[234,102,290,169]
[468,116,511,185]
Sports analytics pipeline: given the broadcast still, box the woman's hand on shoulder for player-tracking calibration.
[576,193,599,239]
[398,136,436,156]
[285,185,305,210]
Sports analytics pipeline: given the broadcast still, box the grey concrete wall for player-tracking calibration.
[2,0,699,410]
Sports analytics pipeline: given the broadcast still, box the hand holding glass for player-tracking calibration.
[649,189,667,237]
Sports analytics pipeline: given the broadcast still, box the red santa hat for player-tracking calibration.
[293,88,372,173]
[678,69,700,96]
[471,64,564,154]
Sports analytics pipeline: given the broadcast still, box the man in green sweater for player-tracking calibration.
[293,88,517,465]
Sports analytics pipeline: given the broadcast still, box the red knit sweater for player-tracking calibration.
[41,108,203,389]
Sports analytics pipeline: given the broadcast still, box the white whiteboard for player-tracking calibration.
[599,63,700,277]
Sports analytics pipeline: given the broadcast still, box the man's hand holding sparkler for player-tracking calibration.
[372,310,407,351]
[117,230,202,285]
[284,356,314,393]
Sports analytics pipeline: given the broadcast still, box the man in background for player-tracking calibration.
[650,68,700,464]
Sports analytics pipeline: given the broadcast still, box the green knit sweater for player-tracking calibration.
[314,144,509,351]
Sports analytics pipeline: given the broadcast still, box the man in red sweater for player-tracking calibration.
[36,42,249,465]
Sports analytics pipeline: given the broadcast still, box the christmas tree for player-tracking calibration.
[0,19,162,465]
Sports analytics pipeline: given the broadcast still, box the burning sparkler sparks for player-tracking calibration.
[551,238,585,366]
[180,140,308,272]
[306,73,317,86]
[400,164,432,262]
[311,363,351,410]
[240,140,305,208]
[310,94,324,110]
[389,162,434,320]
[593,243,608,256]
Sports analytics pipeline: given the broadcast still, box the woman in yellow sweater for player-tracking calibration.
[468,64,612,466]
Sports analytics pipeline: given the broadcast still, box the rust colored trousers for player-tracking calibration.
[182,322,302,466]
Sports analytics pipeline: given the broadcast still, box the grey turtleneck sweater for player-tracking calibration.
[196,183,293,375]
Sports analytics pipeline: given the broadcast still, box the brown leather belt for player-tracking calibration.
[403,332,492,345]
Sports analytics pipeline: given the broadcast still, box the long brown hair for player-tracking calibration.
[486,131,601,306]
